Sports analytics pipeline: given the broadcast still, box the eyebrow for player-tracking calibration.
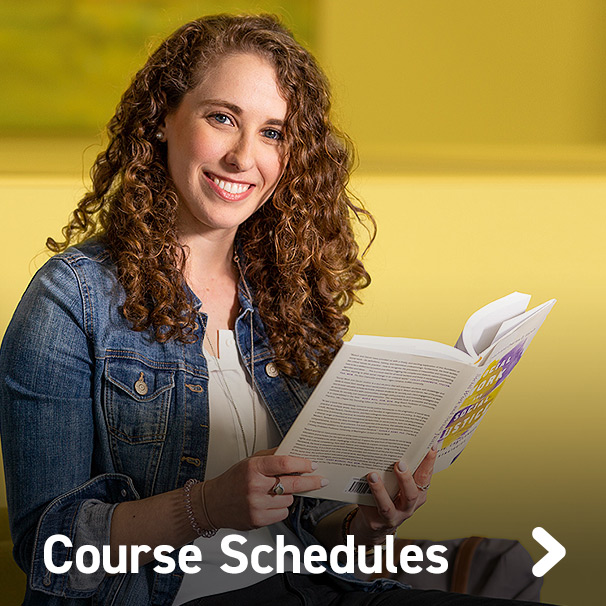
[200,98,285,127]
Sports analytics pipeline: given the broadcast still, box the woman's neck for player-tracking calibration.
[180,230,237,282]
[179,230,241,354]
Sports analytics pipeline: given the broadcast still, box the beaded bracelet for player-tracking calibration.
[183,478,218,538]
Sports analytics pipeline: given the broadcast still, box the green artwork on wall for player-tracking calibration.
[0,0,317,134]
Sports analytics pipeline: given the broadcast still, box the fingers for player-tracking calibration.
[253,455,326,494]
[346,450,438,543]
[393,461,422,516]
[365,472,400,528]
[243,498,292,527]
[267,473,328,495]
[395,447,437,511]
[256,454,318,476]
[412,446,437,492]
[206,453,326,531]
[251,447,278,457]
[365,448,437,526]
[252,492,294,510]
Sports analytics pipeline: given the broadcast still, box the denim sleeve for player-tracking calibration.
[0,257,138,597]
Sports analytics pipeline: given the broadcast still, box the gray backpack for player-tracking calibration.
[357,536,543,602]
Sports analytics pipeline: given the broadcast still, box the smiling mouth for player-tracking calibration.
[204,172,254,199]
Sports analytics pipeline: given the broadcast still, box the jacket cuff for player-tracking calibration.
[29,473,139,598]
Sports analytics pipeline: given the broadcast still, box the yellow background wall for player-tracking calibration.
[318,0,606,159]
[1,2,605,605]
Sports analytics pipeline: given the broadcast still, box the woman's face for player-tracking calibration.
[163,52,288,240]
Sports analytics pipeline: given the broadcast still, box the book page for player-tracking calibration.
[350,335,472,363]
[455,292,531,358]
[276,344,476,505]
[492,298,555,345]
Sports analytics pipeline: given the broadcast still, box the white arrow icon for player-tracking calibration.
[532,527,566,577]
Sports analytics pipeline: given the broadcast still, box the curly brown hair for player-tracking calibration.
[48,14,375,386]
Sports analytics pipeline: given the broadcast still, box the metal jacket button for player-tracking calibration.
[134,372,148,395]
[265,362,279,378]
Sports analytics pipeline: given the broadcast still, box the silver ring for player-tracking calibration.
[271,477,285,495]
[415,482,430,492]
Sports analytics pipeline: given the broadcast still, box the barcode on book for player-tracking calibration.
[345,477,371,495]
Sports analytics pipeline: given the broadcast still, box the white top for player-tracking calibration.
[172,330,307,604]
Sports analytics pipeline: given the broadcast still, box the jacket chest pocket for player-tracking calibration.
[103,356,174,444]
[103,356,175,496]
[105,358,175,444]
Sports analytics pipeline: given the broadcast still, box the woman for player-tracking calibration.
[0,14,547,606]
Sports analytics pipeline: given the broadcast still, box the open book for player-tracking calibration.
[275,292,555,505]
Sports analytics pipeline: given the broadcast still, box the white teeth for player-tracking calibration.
[211,175,249,195]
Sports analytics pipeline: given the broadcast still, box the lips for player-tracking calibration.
[204,172,255,201]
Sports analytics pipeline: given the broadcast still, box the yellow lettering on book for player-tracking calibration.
[441,361,504,448]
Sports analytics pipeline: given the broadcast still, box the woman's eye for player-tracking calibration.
[262,128,283,141]
[210,113,233,126]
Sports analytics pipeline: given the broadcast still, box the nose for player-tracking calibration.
[224,132,255,172]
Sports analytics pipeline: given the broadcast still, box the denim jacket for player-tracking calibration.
[0,239,398,605]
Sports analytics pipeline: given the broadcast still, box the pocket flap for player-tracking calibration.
[105,357,174,402]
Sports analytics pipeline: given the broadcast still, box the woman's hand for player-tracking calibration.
[203,451,327,531]
[349,447,437,546]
